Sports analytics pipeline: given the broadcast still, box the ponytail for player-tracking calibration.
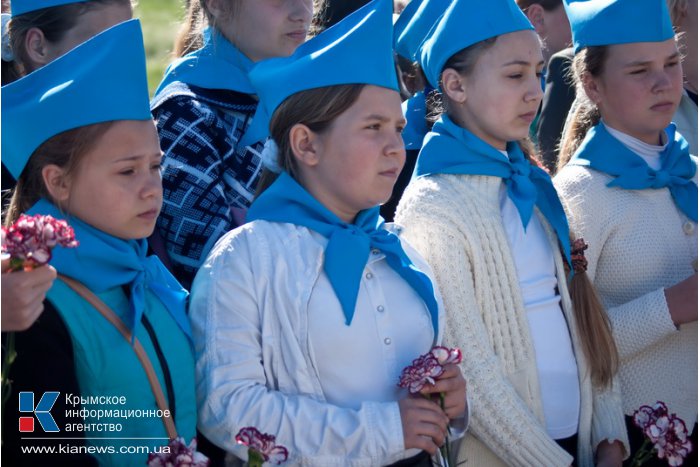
[564,236,619,389]
[556,46,608,170]
[172,0,205,58]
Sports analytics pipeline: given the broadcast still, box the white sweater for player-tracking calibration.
[396,174,628,467]
[554,163,698,427]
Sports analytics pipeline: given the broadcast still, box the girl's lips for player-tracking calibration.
[519,111,537,122]
[138,209,158,220]
[380,168,400,178]
[651,102,674,112]
[287,31,307,42]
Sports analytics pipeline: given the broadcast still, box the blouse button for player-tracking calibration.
[365,272,374,280]
[377,305,385,312]
[384,337,392,345]
[683,221,695,235]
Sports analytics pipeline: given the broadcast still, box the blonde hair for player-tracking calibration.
[438,38,619,388]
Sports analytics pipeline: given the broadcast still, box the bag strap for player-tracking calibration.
[58,274,178,440]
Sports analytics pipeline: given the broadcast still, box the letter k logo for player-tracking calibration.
[19,391,60,432]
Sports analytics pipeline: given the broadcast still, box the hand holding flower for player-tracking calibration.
[398,396,449,455]
[1,258,56,331]
[418,363,467,420]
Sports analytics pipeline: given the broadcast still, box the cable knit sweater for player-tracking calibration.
[554,163,698,427]
[395,174,628,467]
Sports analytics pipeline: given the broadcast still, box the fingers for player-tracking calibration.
[1,257,9,273]
[419,364,467,419]
[399,397,450,454]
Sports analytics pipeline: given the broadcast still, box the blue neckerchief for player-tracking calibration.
[152,28,255,100]
[416,114,572,268]
[28,199,192,343]
[246,172,440,335]
[402,89,429,150]
[571,123,697,222]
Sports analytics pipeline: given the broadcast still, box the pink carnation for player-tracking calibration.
[146,437,209,467]
[2,214,78,268]
[632,401,693,466]
[235,427,289,464]
[430,346,462,365]
[398,353,445,394]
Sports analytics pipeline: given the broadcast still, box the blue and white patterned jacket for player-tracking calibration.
[151,82,265,288]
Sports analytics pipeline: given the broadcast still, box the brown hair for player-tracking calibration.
[435,37,619,388]
[515,0,563,11]
[255,84,365,196]
[4,122,115,226]
[557,46,608,170]
[2,0,132,84]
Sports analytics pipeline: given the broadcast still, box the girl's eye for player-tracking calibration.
[119,169,135,176]
[366,123,381,130]
[397,126,405,134]
[508,74,523,79]
[666,61,680,68]
[151,163,163,172]
[629,69,646,75]
[536,71,544,79]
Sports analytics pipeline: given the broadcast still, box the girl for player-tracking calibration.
[1,20,196,466]
[189,1,467,465]
[395,0,628,465]
[1,0,132,195]
[555,0,697,464]
[150,0,315,288]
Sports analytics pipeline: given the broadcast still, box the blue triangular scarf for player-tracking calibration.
[28,199,192,343]
[570,123,697,222]
[152,27,255,100]
[416,114,572,267]
[246,172,439,335]
[402,89,429,150]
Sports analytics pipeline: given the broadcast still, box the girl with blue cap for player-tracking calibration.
[149,0,314,289]
[2,20,196,466]
[395,0,628,465]
[189,1,467,465]
[554,0,698,463]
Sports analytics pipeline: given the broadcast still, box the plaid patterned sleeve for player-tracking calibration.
[153,91,264,288]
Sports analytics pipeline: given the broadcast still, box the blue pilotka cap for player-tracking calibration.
[395,0,450,61]
[564,0,675,54]
[1,19,152,179]
[420,0,534,89]
[393,0,423,59]
[240,0,399,147]
[11,0,89,16]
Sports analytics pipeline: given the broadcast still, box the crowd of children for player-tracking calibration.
[1,0,696,466]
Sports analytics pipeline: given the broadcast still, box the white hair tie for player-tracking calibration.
[260,138,282,174]
[1,14,14,62]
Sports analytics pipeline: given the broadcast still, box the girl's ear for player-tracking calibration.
[289,123,320,168]
[525,4,546,35]
[24,27,52,68]
[41,164,71,202]
[581,71,603,106]
[441,67,468,105]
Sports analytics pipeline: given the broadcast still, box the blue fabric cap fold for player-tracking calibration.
[395,0,450,61]
[420,0,533,89]
[393,0,423,59]
[1,19,151,180]
[247,172,440,336]
[240,0,398,147]
[570,123,697,222]
[11,0,88,16]
[564,0,675,54]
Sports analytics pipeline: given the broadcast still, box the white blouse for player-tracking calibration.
[497,151,580,440]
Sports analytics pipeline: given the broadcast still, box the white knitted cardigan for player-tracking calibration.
[395,173,629,467]
[554,164,698,427]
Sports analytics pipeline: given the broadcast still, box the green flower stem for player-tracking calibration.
[439,392,452,467]
[631,438,653,467]
[2,332,16,413]
[248,449,265,467]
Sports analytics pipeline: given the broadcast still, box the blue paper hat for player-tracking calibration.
[393,0,423,59]
[421,0,533,89]
[1,19,151,179]
[241,0,398,147]
[11,0,89,16]
[564,0,675,54]
[395,0,450,61]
